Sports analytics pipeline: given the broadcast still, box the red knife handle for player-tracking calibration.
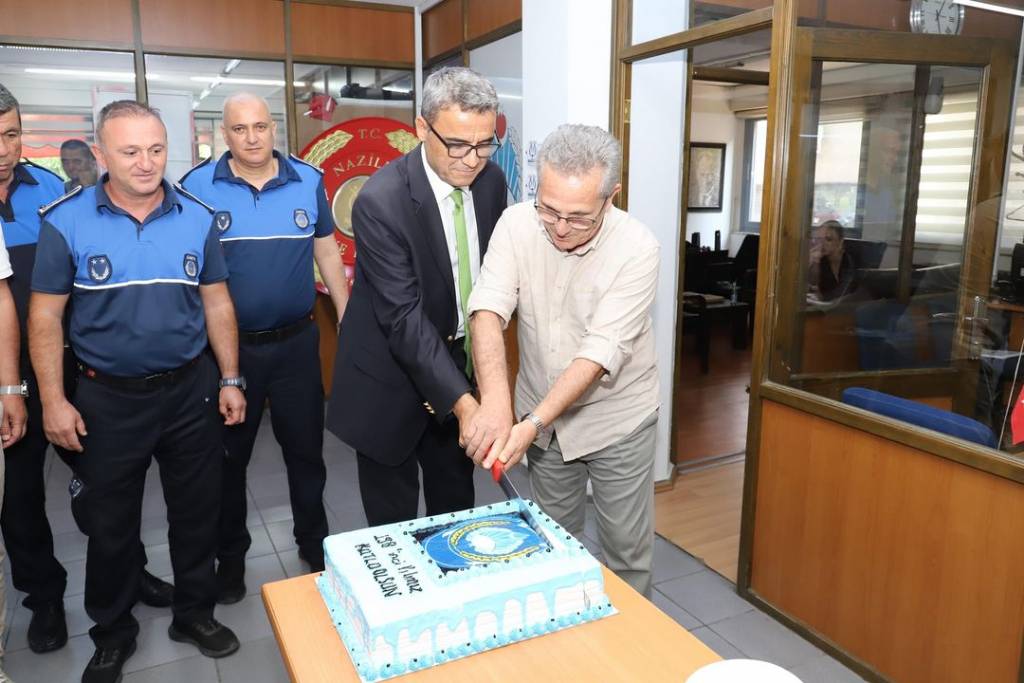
[491,458,503,482]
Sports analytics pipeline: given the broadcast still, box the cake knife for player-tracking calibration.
[491,460,565,549]
[490,460,522,501]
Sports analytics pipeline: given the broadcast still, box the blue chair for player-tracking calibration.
[841,387,997,448]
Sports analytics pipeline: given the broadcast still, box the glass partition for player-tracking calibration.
[143,54,288,181]
[694,1,772,28]
[768,31,1024,455]
[470,32,523,205]
[0,45,137,187]
[292,63,413,154]
[632,0,690,43]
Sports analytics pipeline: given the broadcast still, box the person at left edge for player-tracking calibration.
[180,92,348,602]
[29,100,245,683]
[0,83,174,657]
[0,217,21,682]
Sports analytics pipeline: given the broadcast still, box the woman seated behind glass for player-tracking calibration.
[808,220,856,301]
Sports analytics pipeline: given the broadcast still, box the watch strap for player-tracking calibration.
[0,381,28,397]
[522,411,546,433]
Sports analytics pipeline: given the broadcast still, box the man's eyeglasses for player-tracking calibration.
[426,119,500,159]
[534,197,609,231]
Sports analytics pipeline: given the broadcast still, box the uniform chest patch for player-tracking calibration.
[87,255,112,283]
[294,208,310,229]
[214,211,232,233]
[183,253,199,279]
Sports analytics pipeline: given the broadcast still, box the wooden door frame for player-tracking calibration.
[610,3,773,490]
[737,4,1023,680]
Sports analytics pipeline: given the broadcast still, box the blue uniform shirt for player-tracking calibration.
[180,151,333,332]
[31,177,229,377]
[0,161,65,339]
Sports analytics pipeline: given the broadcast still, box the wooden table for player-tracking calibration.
[263,568,720,682]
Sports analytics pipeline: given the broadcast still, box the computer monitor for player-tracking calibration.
[1011,243,1024,300]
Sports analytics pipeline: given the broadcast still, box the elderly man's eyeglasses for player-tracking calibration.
[426,119,501,159]
[534,198,609,231]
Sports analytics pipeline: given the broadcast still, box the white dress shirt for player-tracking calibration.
[421,149,481,339]
[0,220,11,280]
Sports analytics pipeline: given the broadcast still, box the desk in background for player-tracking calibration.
[262,568,720,682]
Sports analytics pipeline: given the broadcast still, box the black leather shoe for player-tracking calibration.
[82,639,136,683]
[298,546,325,573]
[137,570,174,608]
[168,618,240,658]
[216,558,246,605]
[28,601,68,654]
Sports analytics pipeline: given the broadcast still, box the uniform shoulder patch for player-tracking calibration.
[177,156,212,185]
[22,159,65,183]
[38,184,84,217]
[289,153,324,176]
[174,184,215,213]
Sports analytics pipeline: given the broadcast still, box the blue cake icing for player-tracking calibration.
[317,499,616,682]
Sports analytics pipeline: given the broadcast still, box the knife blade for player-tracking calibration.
[491,460,523,501]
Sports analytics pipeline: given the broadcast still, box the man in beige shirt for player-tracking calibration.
[466,124,660,596]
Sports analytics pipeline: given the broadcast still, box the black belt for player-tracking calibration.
[79,355,203,391]
[239,314,313,346]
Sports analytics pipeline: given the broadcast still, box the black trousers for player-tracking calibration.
[220,323,327,564]
[70,354,222,648]
[1,369,68,610]
[355,341,475,526]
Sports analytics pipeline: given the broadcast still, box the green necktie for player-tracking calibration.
[450,189,473,377]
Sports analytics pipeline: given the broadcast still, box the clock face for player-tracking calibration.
[910,0,965,35]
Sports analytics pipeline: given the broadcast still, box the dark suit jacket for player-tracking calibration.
[326,145,507,464]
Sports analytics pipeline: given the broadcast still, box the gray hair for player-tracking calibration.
[0,83,20,122]
[537,124,622,197]
[421,67,499,123]
[96,100,164,144]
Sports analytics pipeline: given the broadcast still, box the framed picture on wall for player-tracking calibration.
[687,142,726,212]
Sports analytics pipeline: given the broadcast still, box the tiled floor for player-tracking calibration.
[2,414,865,682]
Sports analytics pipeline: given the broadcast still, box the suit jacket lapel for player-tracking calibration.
[407,146,456,300]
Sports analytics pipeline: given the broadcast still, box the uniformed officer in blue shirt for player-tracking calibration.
[30,100,245,683]
[0,84,174,657]
[180,92,348,602]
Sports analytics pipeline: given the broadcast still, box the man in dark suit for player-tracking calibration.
[326,67,507,525]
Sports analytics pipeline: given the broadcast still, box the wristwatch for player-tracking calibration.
[219,376,247,391]
[521,411,546,433]
[0,381,28,398]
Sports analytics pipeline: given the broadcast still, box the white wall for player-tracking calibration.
[522,0,611,202]
[625,52,687,483]
[520,0,687,483]
[687,84,738,250]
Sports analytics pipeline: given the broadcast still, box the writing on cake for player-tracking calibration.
[355,534,422,597]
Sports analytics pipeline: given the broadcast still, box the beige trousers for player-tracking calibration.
[527,409,658,598]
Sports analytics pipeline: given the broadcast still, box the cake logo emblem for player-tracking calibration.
[422,515,546,570]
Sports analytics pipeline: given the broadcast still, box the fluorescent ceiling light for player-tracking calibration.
[382,86,411,94]
[953,0,1024,17]
[189,75,306,87]
[25,67,159,81]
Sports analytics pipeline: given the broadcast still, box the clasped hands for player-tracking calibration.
[454,394,535,471]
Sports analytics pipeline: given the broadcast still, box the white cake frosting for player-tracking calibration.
[317,498,615,681]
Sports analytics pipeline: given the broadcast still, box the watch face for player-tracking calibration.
[910,0,965,35]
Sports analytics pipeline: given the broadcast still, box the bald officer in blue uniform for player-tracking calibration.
[30,100,244,683]
[0,83,174,657]
[180,93,348,602]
